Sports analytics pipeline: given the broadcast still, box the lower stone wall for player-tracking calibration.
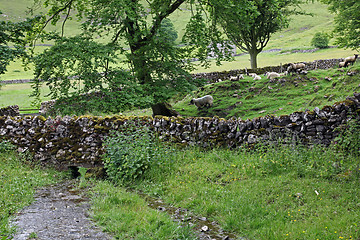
[1,93,360,171]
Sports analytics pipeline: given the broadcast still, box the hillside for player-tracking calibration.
[174,62,360,120]
[1,0,359,118]
[0,1,356,80]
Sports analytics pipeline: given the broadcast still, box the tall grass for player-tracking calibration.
[135,144,359,239]
[98,120,360,240]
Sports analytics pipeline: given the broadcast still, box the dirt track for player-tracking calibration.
[10,180,112,240]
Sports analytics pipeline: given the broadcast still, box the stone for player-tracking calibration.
[201,226,209,232]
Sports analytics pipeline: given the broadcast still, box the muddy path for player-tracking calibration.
[10,180,112,240]
[10,180,241,240]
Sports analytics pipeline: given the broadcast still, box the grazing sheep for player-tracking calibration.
[253,74,261,80]
[247,72,257,78]
[279,71,288,76]
[344,54,358,67]
[190,95,214,108]
[287,63,306,73]
[339,61,347,68]
[264,72,281,80]
[230,74,244,81]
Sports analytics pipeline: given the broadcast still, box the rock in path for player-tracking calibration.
[10,180,112,240]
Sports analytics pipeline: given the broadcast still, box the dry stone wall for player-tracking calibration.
[1,93,360,171]
[192,58,344,83]
[0,105,19,116]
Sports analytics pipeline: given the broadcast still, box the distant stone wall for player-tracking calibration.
[192,58,344,82]
[0,105,19,116]
[1,79,33,84]
[1,93,360,171]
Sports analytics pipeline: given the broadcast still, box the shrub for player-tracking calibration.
[311,32,330,49]
[333,119,360,157]
[103,121,172,184]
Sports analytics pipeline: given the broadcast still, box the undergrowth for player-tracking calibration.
[98,119,360,240]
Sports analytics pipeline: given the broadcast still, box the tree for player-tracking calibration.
[320,0,360,51]
[311,32,329,49]
[30,0,232,114]
[207,0,307,69]
[0,10,41,76]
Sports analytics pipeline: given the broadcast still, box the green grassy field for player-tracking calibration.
[96,124,360,240]
[175,62,360,120]
[0,82,51,109]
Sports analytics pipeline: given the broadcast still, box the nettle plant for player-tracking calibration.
[103,121,170,184]
[333,119,360,158]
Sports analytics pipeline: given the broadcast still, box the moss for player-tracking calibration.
[36,115,46,122]
[321,105,333,111]
[333,99,355,107]
[258,128,266,133]
[94,125,110,131]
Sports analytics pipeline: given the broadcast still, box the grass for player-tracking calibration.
[175,62,360,119]
[0,140,194,239]
[0,140,64,238]
[126,143,360,240]
[1,1,356,81]
[0,82,51,109]
[90,180,195,239]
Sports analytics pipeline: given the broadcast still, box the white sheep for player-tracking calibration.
[190,95,214,108]
[287,63,306,73]
[338,61,347,68]
[344,54,358,67]
[253,74,261,80]
[280,71,288,76]
[264,72,281,80]
[247,73,257,78]
[229,74,244,81]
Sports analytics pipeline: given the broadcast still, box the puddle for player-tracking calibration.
[137,191,245,240]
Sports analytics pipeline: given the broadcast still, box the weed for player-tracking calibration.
[0,140,16,152]
[78,167,88,188]
[103,121,174,184]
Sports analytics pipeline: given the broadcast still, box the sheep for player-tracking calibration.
[229,74,244,81]
[287,63,306,73]
[247,72,257,78]
[264,72,281,80]
[344,54,358,67]
[253,74,261,80]
[339,61,347,68]
[279,71,288,76]
[190,95,214,108]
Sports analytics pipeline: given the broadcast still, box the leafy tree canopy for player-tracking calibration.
[206,0,309,69]
[320,0,360,51]
[29,0,233,113]
[0,10,41,75]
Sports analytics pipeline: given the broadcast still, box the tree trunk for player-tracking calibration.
[131,50,151,84]
[249,50,258,69]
